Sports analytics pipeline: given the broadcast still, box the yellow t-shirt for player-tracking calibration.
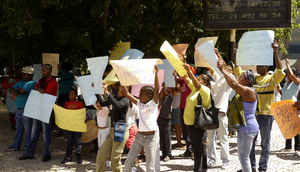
[183,78,211,125]
[234,66,285,115]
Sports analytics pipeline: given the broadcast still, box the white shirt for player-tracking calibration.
[126,103,138,127]
[171,92,181,109]
[210,72,233,113]
[137,100,159,132]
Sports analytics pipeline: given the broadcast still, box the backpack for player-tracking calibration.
[227,94,246,130]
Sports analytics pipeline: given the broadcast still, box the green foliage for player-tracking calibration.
[0,0,299,71]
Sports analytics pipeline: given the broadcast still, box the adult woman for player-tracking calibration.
[182,64,211,172]
[216,49,259,172]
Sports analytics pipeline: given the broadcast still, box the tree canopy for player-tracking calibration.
[0,0,300,71]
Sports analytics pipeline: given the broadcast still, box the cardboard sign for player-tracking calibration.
[86,56,108,94]
[24,90,57,124]
[194,37,218,70]
[237,30,275,66]
[158,59,176,88]
[54,104,87,132]
[76,75,97,106]
[42,53,59,76]
[110,59,163,86]
[271,100,300,139]
[110,42,131,60]
[121,49,144,60]
[160,41,187,77]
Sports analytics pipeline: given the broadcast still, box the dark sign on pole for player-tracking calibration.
[204,0,291,29]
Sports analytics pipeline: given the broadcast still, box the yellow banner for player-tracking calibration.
[53,104,87,132]
[271,100,300,139]
[160,41,187,77]
[109,42,131,60]
[103,70,119,86]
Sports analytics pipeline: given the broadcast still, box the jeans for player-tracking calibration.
[250,115,273,171]
[285,134,300,150]
[26,119,52,158]
[180,109,192,153]
[96,128,129,172]
[188,126,207,172]
[207,112,230,164]
[64,131,81,157]
[238,130,258,172]
[23,116,34,152]
[124,132,160,172]
[158,118,172,157]
[10,109,24,150]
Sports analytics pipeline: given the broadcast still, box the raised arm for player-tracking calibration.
[285,58,300,85]
[153,65,160,104]
[183,64,201,90]
[273,40,283,70]
[123,86,138,105]
[216,49,256,102]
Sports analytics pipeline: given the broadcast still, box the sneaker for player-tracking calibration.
[162,156,170,162]
[179,151,192,158]
[42,155,51,162]
[7,147,19,152]
[61,157,72,164]
[295,151,300,157]
[221,162,230,169]
[19,155,35,160]
[207,160,217,168]
[76,154,82,164]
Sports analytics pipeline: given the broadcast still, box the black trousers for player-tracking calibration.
[158,118,172,157]
[187,126,207,172]
[180,109,192,153]
[286,134,300,150]
[64,131,82,157]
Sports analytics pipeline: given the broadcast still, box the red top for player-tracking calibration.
[64,100,85,110]
[35,77,58,96]
[178,65,195,110]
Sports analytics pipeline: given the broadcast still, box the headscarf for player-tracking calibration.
[244,70,256,87]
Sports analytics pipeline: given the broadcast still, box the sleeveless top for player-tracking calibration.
[240,100,259,133]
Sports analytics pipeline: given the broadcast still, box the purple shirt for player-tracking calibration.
[240,101,259,133]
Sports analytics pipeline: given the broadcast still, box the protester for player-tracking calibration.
[19,64,58,162]
[281,58,300,155]
[182,63,211,172]
[234,41,285,172]
[217,49,259,172]
[61,87,85,164]
[124,65,160,172]
[8,67,36,152]
[96,82,130,172]
[56,62,75,106]
[171,82,184,147]
[158,83,174,162]
[125,95,138,151]
[206,67,231,169]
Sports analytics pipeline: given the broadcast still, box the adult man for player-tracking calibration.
[207,68,232,169]
[235,42,285,172]
[8,67,36,151]
[19,64,58,162]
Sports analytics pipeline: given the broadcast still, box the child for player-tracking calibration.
[171,82,183,148]
[126,100,139,151]
[61,87,85,164]
[124,65,160,172]
[158,83,174,162]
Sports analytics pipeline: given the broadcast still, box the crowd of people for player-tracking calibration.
[0,39,300,172]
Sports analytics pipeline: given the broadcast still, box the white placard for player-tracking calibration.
[237,30,275,66]
[77,75,97,106]
[158,59,176,87]
[121,49,144,60]
[110,59,163,86]
[33,64,42,81]
[24,90,57,124]
[86,56,108,94]
[197,40,221,76]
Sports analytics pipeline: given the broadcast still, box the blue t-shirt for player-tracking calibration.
[13,80,36,109]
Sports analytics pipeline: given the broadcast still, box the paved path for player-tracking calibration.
[0,103,299,171]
